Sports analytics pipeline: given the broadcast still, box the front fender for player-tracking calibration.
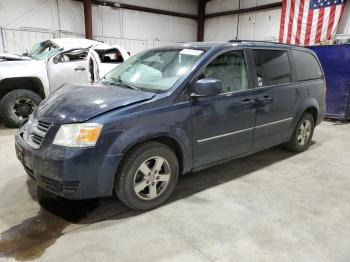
[96,122,192,196]
[0,60,50,97]
[108,123,192,171]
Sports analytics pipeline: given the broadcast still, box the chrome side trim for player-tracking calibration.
[255,117,293,129]
[197,117,293,143]
[197,127,254,143]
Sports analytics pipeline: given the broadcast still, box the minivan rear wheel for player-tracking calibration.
[115,142,179,211]
[285,112,314,152]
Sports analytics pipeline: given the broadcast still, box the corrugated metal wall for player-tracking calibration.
[3,0,349,54]
[204,0,350,42]
[0,0,197,55]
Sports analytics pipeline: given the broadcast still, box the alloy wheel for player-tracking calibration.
[133,156,171,200]
[297,119,312,146]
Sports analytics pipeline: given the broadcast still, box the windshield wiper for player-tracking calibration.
[101,79,116,86]
[118,79,139,91]
[104,77,139,91]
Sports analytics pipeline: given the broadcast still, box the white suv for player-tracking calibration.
[0,38,129,127]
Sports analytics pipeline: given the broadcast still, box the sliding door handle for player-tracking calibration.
[241,99,255,105]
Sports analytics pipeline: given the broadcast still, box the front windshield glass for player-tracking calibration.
[101,48,205,93]
[28,40,62,60]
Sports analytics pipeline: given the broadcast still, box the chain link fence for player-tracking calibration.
[0,27,174,55]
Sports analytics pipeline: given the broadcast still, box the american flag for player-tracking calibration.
[279,0,347,46]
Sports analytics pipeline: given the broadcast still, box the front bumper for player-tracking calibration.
[15,132,121,200]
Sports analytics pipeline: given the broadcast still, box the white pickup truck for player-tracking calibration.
[0,38,129,127]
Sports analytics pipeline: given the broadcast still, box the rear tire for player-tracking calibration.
[285,112,314,152]
[0,89,42,128]
[115,142,179,211]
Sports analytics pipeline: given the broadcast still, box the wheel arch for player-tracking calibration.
[304,106,318,124]
[0,77,45,100]
[296,98,320,126]
[121,135,185,174]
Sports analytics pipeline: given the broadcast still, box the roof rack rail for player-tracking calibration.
[228,39,296,46]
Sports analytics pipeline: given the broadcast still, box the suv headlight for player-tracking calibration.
[53,123,103,147]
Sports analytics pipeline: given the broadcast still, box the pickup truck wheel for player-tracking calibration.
[285,112,314,152]
[115,142,179,211]
[0,89,42,128]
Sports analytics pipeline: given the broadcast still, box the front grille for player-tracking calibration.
[37,121,51,132]
[23,117,51,149]
[32,133,43,144]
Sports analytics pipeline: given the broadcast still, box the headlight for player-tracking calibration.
[53,123,103,147]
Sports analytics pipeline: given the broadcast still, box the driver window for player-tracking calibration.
[201,50,248,93]
[55,50,88,63]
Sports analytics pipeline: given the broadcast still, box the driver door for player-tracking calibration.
[47,49,90,91]
[192,49,256,167]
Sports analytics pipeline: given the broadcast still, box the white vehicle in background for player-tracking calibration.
[0,38,129,127]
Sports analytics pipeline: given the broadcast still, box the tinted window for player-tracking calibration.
[252,50,292,87]
[292,50,323,81]
[201,50,249,93]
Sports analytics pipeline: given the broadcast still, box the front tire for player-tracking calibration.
[285,112,314,152]
[115,142,179,211]
[0,89,42,128]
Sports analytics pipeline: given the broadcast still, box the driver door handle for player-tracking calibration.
[258,95,272,103]
[74,66,86,71]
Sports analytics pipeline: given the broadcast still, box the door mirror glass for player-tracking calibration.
[191,78,222,98]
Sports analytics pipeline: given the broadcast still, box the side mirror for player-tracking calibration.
[53,54,62,64]
[190,78,222,98]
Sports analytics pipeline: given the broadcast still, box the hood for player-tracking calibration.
[35,84,156,124]
[0,59,45,78]
[0,53,31,61]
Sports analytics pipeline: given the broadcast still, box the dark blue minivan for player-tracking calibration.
[15,41,326,210]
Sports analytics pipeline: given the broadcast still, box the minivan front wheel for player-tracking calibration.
[285,112,314,152]
[115,142,179,210]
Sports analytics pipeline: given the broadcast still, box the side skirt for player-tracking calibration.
[189,137,291,174]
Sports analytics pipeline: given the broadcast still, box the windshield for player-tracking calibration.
[101,48,205,93]
[28,40,62,60]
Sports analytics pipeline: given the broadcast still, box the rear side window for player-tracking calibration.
[292,50,323,81]
[252,49,292,87]
[96,48,124,63]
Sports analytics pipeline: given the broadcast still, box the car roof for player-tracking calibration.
[156,40,311,52]
[49,38,100,49]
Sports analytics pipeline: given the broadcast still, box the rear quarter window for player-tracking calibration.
[292,50,323,81]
